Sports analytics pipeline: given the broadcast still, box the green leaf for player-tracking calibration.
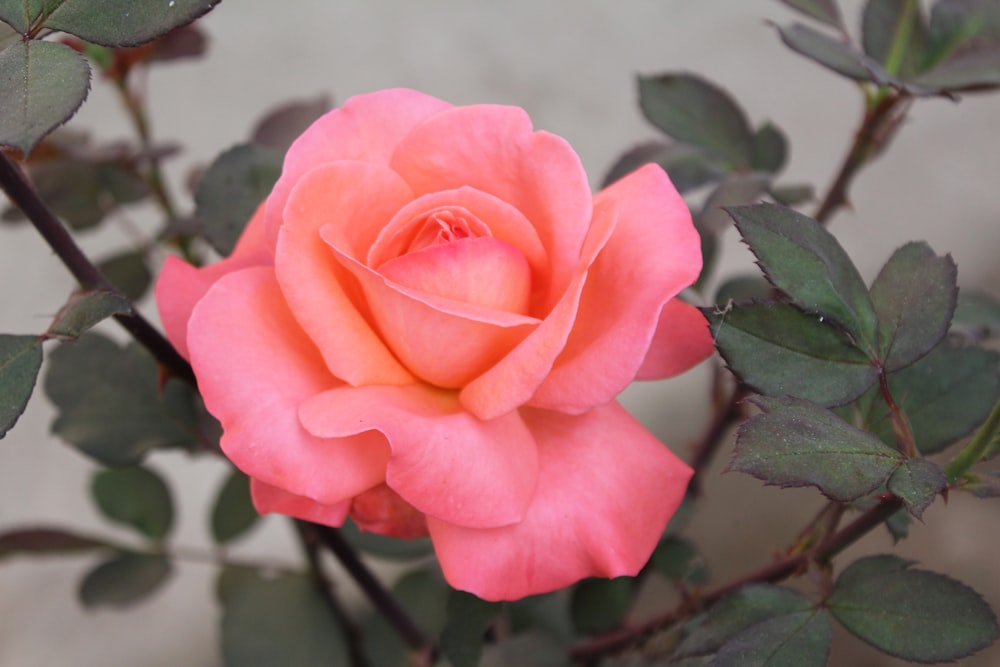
[0,334,42,438]
[44,333,199,465]
[728,203,878,354]
[221,572,350,667]
[870,241,957,371]
[850,342,999,454]
[78,551,171,608]
[952,288,1000,341]
[704,301,878,406]
[885,507,911,542]
[713,275,773,306]
[91,466,174,540]
[887,458,946,518]
[862,0,927,78]
[778,0,845,30]
[47,290,131,340]
[480,633,571,667]
[361,568,450,666]
[769,183,815,206]
[651,536,708,585]
[508,593,575,646]
[827,555,999,662]
[195,143,282,257]
[714,609,832,667]
[676,584,815,658]
[251,95,332,155]
[0,40,90,155]
[0,527,109,558]
[750,122,788,174]
[920,0,1000,87]
[777,22,886,82]
[602,141,723,192]
[441,590,503,667]
[698,174,772,236]
[340,517,434,560]
[570,577,633,635]
[210,469,260,544]
[33,0,218,47]
[732,396,904,502]
[97,251,152,302]
[960,471,1000,499]
[637,73,754,169]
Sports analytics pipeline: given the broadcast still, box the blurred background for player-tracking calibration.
[1,1,998,665]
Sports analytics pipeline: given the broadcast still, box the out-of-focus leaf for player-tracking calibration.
[148,23,207,63]
[916,43,1000,90]
[714,609,832,667]
[210,469,260,544]
[91,466,173,540]
[0,527,109,558]
[769,183,815,206]
[732,396,904,501]
[713,275,772,306]
[27,161,106,229]
[862,0,927,78]
[361,568,450,667]
[637,73,754,169]
[26,0,218,47]
[870,241,957,371]
[851,342,999,454]
[729,203,878,353]
[777,22,886,82]
[676,584,814,658]
[340,517,433,560]
[0,41,90,155]
[698,174,772,236]
[603,141,723,192]
[47,290,131,340]
[885,507,911,542]
[481,633,570,667]
[44,333,199,465]
[0,334,42,438]
[887,458,946,518]
[570,577,633,636]
[508,593,575,646]
[651,536,707,585]
[704,301,878,406]
[778,0,846,30]
[251,95,332,155]
[441,590,502,667]
[78,551,171,608]
[951,288,1000,341]
[750,122,788,173]
[221,572,349,667]
[215,564,260,603]
[195,143,281,257]
[961,471,1000,498]
[827,555,999,662]
[96,251,152,301]
[923,0,1000,69]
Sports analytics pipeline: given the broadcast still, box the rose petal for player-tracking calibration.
[154,205,271,360]
[322,225,539,388]
[299,384,538,530]
[350,484,428,539]
[636,297,715,380]
[251,477,351,527]
[428,401,693,601]
[276,161,416,386]
[379,237,531,314]
[265,89,452,248]
[188,267,390,505]
[529,164,705,414]
[390,105,592,309]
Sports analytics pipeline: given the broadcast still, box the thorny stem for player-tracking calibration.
[879,367,918,458]
[0,152,196,386]
[812,90,912,225]
[310,523,437,663]
[569,496,903,664]
[686,378,745,498]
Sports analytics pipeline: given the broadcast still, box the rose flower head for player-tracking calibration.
[156,89,713,601]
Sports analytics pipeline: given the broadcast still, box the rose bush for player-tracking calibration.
[155,88,712,601]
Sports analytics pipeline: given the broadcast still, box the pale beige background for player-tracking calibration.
[1,1,998,666]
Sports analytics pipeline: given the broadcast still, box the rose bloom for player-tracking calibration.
[156,89,712,601]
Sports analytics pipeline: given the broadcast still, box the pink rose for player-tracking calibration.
[155,89,712,601]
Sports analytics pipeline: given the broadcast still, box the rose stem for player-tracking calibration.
[568,496,902,664]
[309,523,436,659]
[0,152,196,386]
[294,521,374,667]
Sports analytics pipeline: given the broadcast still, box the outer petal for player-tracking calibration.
[265,89,452,248]
[276,162,416,386]
[529,164,703,414]
[188,267,390,505]
[390,105,592,309]
[299,384,538,530]
[154,205,271,360]
[636,297,715,380]
[251,478,350,527]
[428,401,693,601]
